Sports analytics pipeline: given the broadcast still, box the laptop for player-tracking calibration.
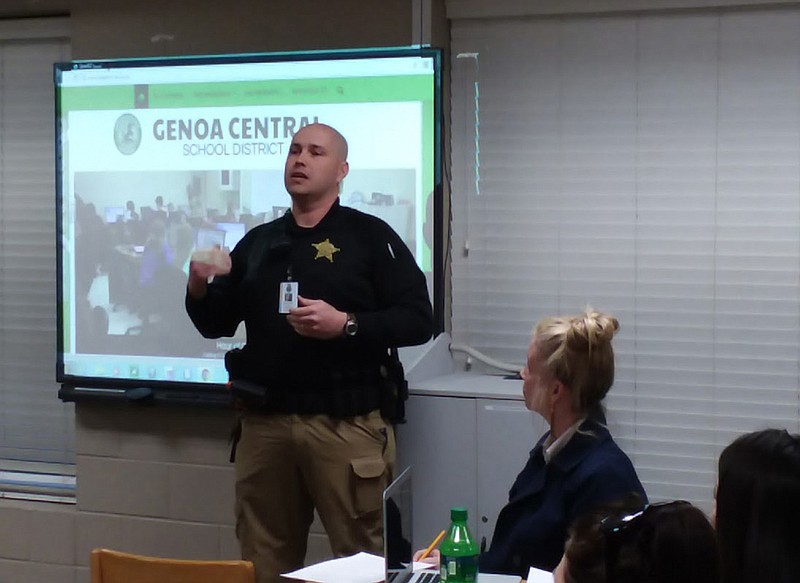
[195,227,225,250]
[215,222,246,250]
[384,466,440,583]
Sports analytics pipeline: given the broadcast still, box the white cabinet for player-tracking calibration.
[475,399,546,547]
[396,393,478,546]
[396,374,547,552]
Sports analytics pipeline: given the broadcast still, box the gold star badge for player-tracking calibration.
[312,238,340,262]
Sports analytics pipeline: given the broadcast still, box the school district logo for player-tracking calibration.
[113,113,142,155]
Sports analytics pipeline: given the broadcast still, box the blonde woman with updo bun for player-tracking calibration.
[479,310,646,577]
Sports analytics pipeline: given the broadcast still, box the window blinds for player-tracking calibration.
[450,8,800,509]
[0,26,73,464]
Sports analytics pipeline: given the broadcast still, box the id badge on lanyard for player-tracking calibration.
[278,266,297,314]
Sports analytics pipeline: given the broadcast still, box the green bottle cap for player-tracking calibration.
[450,506,468,521]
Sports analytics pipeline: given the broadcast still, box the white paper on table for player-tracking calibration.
[282,552,437,583]
[478,574,524,582]
[527,566,555,583]
[282,552,385,583]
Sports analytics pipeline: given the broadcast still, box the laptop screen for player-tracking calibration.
[384,466,414,582]
[195,228,225,250]
[215,222,246,250]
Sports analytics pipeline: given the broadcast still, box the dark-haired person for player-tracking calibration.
[553,499,719,583]
[123,199,139,222]
[480,311,646,576]
[715,428,800,583]
[186,123,433,583]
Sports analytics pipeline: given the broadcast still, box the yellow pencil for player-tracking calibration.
[419,529,446,560]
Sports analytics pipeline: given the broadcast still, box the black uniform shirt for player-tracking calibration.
[186,199,433,399]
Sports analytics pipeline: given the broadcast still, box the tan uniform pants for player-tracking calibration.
[234,409,396,583]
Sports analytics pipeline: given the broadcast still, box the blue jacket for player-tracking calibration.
[479,418,646,576]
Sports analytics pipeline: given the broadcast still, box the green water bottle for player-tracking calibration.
[439,507,479,583]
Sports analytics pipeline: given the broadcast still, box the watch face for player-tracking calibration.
[345,317,358,336]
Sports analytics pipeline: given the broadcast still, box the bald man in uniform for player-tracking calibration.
[186,123,433,583]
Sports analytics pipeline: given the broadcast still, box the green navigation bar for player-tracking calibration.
[60,75,434,112]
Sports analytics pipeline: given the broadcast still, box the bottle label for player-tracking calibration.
[440,555,478,582]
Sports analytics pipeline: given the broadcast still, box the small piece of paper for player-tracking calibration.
[478,574,524,582]
[526,566,555,583]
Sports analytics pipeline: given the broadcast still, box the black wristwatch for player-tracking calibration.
[344,312,358,337]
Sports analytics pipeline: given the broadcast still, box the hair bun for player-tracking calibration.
[566,310,619,350]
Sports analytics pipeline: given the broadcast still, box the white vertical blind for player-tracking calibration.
[450,8,800,509]
[0,30,73,464]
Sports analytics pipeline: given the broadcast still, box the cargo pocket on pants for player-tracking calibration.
[350,456,386,518]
